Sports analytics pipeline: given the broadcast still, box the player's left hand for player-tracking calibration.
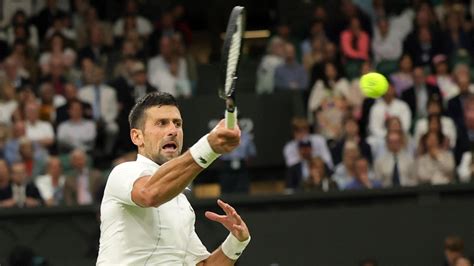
[205,199,250,242]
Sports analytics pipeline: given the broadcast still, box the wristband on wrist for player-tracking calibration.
[221,233,251,260]
[189,134,221,168]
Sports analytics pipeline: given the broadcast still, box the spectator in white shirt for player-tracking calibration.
[79,66,119,155]
[256,37,285,94]
[24,101,55,149]
[283,117,333,169]
[148,35,191,98]
[113,0,152,39]
[457,150,474,183]
[0,81,18,125]
[368,84,412,138]
[35,156,66,206]
[57,99,96,153]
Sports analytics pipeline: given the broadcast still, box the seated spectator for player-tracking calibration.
[303,156,338,192]
[57,99,96,153]
[40,55,69,96]
[415,114,453,153]
[24,100,55,148]
[219,130,256,194]
[331,117,372,166]
[344,157,381,190]
[1,56,31,91]
[454,95,474,165]
[372,17,404,68]
[286,140,313,191]
[64,149,104,205]
[0,161,43,208]
[55,83,93,125]
[9,39,40,84]
[78,25,110,67]
[79,66,119,156]
[401,67,442,125]
[44,13,76,42]
[374,130,417,187]
[0,81,18,125]
[283,117,333,169]
[39,33,76,76]
[301,17,327,58]
[148,35,191,98]
[171,33,197,92]
[414,96,456,148]
[302,35,326,73]
[33,0,67,40]
[404,26,443,68]
[18,137,48,180]
[340,17,370,62]
[390,54,415,96]
[308,61,350,115]
[444,236,467,266]
[6,10,39,51]
[75,7,113,49]
[426,55,457,101]
[447,67,474,130]
[442,12,472,58]
[457,149,474,183]
[35,156,65,206]
[415,131,455,185]
[368,84,412,138]
[256,37,285,94]
[309,41,343,86]
[38,82,65,122]
[332,141,360,188]
[274,43,308,90]
[0,160,11,206]
[113,0,153,40]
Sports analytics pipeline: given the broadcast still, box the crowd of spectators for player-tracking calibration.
[0,0,196,208]
[277,0,474,192]
[0,0,474,208]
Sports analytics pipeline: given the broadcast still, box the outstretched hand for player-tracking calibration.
[205,199,250,242]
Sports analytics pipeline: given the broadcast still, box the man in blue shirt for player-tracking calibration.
[274,43,309,90]
[345,157,382,190]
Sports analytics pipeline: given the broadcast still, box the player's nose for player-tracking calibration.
[166,124,179,137]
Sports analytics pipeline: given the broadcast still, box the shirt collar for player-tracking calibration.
[136,154,160,168]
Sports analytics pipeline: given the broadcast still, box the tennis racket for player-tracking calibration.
[220,6,246,129]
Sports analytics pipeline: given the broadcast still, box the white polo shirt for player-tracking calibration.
[97,154,210,265]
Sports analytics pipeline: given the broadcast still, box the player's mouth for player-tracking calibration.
[161,141,178,153]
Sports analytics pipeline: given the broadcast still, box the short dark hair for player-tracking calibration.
[128,92,178,129]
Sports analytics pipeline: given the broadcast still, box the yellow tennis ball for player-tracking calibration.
[359,72,389,98]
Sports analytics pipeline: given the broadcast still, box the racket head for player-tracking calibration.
[219,6,246,101]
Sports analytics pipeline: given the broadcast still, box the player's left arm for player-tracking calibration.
[198,199,250,266]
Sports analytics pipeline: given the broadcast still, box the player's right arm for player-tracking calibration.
[131,120,240,207]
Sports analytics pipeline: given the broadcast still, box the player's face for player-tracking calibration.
[142,105,183,165]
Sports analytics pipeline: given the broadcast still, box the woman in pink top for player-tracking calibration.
[340,17,370,61]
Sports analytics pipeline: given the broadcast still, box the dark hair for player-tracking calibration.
[128,92,178,129]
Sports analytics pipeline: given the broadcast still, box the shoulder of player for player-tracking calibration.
[108,161,142,177]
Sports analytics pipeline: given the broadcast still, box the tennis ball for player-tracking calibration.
[359,72,389,98]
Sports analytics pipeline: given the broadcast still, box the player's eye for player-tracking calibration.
[156,120,168,126]
[174,121,182,128]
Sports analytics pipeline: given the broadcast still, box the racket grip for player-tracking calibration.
[225,108,237,129]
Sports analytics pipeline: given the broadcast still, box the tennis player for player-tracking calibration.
[97,92,251,265]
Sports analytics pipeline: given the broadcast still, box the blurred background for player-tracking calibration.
[0,0,473,265]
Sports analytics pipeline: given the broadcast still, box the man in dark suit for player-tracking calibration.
[55,83,92,126]
[78,26,109,67]
[112,61,157,154]
[401,66,441,125]
[447,71,473,130]
[0,161,43,208]
[286,140,313,190]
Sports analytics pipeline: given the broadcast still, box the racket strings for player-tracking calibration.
[225,15,242,95]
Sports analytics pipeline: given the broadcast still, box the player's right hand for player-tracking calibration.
[207,119,241,154]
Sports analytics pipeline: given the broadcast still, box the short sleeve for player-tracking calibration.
[106,162,154,206]
[185,230,211,265]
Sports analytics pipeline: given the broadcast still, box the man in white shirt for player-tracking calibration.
[368,84,412,138]
[57,99,96,153]
[97,92,250,265]
[35,156,65,206]
[24,100,55,149]
[148,35,191,98]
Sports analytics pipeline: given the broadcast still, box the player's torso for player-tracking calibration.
[97,162,196,264]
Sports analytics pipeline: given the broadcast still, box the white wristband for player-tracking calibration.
[189,134,220,168]
[221,233,251,260]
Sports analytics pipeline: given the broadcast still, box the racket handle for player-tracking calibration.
[225,108,237,129]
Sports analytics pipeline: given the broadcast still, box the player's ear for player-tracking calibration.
[131,128,144,146]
